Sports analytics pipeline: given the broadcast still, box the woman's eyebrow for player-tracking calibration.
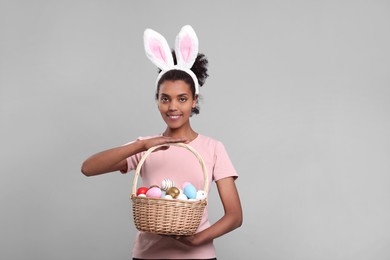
[160,93,189,97]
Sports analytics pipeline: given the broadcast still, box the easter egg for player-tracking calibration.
[183,184,197,199]
[166,187,180,199]
[177,193,188,200]
[146,187,162,198]
[182,182,191,190]
[161,179,175,191]
[138,194,146,197]
[196,190,207,200]
[160,190,166,198]
[136,187,149,196]
[165,195,173,200]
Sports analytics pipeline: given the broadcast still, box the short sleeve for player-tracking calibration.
[120,151,143,174]
[213,141,238,181]
[120,136,158,174]
[119,138,143,174]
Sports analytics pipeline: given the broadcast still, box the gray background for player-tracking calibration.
[1,1,390,259]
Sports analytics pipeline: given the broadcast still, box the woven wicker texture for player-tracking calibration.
[131,143,208,236]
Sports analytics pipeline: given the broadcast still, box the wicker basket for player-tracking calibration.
[130,143,208,236]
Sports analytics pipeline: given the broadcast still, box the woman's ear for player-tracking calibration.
[156,96,160,109]
[192,95,199,108]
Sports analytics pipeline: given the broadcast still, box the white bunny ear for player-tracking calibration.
[144,28,174,71]
[175,25,198,69]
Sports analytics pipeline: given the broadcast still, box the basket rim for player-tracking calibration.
[131,194,208,205]
[130,143,209,197]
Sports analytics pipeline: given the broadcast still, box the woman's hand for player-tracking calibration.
[165,234,201,247]
[178,234,204,247]
[81,136,188,177]
[167,177,243,247]
[140,136,189,151]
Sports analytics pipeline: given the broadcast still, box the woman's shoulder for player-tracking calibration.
[195,134,226,150]
[196,134,219,144]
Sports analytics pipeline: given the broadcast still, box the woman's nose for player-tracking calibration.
[168,100,178,110]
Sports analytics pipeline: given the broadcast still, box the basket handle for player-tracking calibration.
[131,143,209,197]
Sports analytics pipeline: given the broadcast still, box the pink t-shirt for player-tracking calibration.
[123,134,238,259]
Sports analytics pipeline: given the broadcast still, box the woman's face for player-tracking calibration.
[157,80,197,130]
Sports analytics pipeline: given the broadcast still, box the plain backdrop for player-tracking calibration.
[1,1,390,260]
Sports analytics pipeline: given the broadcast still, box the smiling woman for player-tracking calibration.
[158,79,198,138]
[81,25,242,260]
[156,54,209,115]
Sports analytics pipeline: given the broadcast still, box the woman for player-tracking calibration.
[81,25,242,260]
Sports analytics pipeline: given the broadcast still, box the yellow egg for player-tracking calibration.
[166,187,180,199]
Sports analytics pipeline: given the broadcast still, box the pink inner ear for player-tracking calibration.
[149,39,166,62]
[180,35,193,63]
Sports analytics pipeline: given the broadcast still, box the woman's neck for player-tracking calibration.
[163,127,198,141]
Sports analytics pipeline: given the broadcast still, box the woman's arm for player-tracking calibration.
[179,177,243,246]
[81,136,188,177]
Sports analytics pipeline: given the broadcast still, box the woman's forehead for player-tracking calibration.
[159,80,192,94]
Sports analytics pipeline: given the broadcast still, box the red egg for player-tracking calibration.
[136,187,149,196]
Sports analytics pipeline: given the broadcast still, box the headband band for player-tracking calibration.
[144,25,200,94]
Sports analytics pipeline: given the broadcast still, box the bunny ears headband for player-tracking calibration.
[144,25,200,94]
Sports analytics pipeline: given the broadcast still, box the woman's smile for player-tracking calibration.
[167,114,182,120]
[158,80,197,133]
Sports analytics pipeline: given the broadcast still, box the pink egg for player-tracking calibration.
[146,187,162,198]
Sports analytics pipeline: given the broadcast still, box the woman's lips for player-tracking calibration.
[167,114,182,120]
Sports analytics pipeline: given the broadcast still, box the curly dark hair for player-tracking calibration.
[155,52,209,115]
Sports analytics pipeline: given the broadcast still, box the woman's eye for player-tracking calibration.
[179,97,187,102]
[161,97,169,102]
